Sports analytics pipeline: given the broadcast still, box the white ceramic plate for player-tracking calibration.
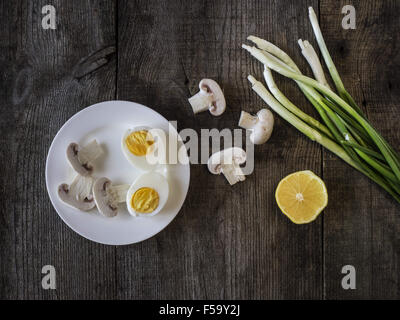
[46,100,190,245]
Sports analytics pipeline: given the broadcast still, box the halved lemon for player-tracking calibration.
[275,170,328,224]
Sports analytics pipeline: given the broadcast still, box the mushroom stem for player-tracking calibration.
[188,92,214,114]
[69,174,94,199]
[221,164,246,185]
[207,147,247,185]
[238,111,258,129]
[109,184,130,203]
[188,79,226,116]
[78,139,103,164]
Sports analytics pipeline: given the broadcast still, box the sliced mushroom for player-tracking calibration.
[92,177,130,217]
[207,147,247,185]
[66,140,103,176]
[58,175,95,211]
[238,108,274,144]
[188,79,226,116]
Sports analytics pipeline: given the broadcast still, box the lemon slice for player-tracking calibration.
[275,170,328,224]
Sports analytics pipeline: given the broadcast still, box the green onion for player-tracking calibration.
[341,141,385,162]
[247,75,360,170]
[243,43,400,184]
[242,8,400,203]
[262,67,333,138]
[308,7,365,116]
[298,39,330,88]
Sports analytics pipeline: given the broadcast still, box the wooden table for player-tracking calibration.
[1,0,399,299]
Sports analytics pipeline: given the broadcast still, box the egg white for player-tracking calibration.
[121,126,167,171]
[126,171,169,217]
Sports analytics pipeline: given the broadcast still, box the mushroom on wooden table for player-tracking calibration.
[207,147,248,185]
[238,108,274,144]
[188,79,226,116]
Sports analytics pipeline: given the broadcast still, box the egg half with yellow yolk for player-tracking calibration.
[126,172,169,217]
[122,127,162,171]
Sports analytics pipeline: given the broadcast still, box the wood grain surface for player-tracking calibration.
[0,0,399,299]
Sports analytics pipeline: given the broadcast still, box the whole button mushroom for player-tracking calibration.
[188,79,226,116]
[238,108,274,144]
[207,147,247,185]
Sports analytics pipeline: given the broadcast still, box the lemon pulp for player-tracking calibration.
[275,170,328,224]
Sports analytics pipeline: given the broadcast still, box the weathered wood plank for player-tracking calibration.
[0,0,117,299]
[321,0,400,299]
[116,0,322,299]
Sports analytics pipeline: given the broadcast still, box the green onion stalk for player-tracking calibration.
[308,7,364,116]
[242,7,400,203]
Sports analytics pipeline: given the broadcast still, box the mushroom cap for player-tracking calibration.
[92,177,119,217]
[199,79,226,116]
[257,108,274,123]
[66,143,92,176]
[251,127,271,144]
[240,108,274,145]
[57,183,95,211]
[207,147,247,174]
[250,109,274,144]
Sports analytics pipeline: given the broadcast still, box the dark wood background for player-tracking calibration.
[1,0,399,299]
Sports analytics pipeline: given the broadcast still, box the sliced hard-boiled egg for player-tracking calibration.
[121,126,166,171]
[126,171,169,217]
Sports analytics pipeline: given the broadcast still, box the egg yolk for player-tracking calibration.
[125,130,154,156]
[131,187,160,213]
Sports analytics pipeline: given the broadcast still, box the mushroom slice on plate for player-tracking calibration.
[58,174,95,211]
[66,140,103,176]
[188,79,226,116]
[92,177,130,217]
[207,147,247,185]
